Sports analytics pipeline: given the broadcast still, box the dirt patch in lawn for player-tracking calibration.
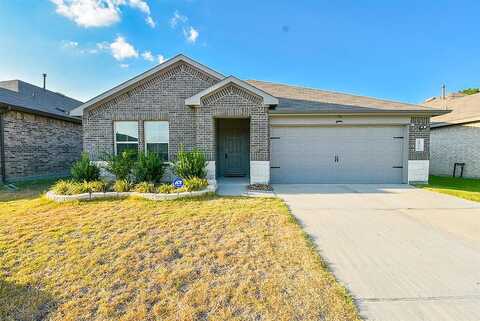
[0,195,360,321]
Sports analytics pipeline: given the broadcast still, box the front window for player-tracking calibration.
[144,121,169,161]
[114,121,139,155]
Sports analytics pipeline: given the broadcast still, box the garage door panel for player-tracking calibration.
[271,126,405,184]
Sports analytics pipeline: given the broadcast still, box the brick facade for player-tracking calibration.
[197,84,270,162]
[83,62,270,163]
[81,59,432,184]
[430,122,480,178]
[2,110,82,181]
[409,116,430,160]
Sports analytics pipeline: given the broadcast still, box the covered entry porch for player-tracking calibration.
[215,118,250,180]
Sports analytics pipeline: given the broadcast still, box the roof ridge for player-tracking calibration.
[247,79,431,109]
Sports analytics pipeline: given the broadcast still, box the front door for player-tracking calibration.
[217,119,249,177]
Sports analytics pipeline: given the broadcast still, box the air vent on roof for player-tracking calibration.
[424,97,436,102]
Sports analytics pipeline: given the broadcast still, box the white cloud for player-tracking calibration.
[183,26,199,43]
[124,0,150,14]
[157,54,166,64]
[170,10,188,28]
[109,36,138,60]
[62,40,79,49]
[120,63,129,68]
[141,51,154,61]
[145,16,155,28]
[50,0,154,28]
[50,0,120,27]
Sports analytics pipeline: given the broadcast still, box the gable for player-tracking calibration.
[70,54,224,116]
[185,76,279,107]
[201,83,263,106]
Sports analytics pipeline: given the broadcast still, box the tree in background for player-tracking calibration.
[459,88,480,95]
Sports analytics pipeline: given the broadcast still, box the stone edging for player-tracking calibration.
[45,185,217,202]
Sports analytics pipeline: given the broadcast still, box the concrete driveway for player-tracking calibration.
[274,184,480,321]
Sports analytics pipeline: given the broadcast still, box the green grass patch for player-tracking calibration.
[417,175,480,202]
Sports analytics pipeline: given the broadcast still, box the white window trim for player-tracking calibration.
[144,121,169,160]
[114,121,139,155]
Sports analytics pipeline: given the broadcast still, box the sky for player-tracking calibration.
[0,0,479,104]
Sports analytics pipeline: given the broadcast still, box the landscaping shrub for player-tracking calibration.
[132,152,165,183]
[184,177,208,192]
[133,182,156,193]
[80,181,108,193]
[51,180,77,195]
[157,184,176,194]
[173,147,207,179]
[113,179,131,193]
[71,153,100,182]
[102,150,136,180]
[51,180,108,195]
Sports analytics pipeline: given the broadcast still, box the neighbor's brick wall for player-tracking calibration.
[83,61,219,160]
[197,84,270,161]
[430,122,480,178]
[408,116,430,160]
[3,110,82,181]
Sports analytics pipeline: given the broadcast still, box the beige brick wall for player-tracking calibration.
[430,122,480,178]
[83,61,270,164]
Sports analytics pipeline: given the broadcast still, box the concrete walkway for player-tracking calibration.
[274,184,480,321]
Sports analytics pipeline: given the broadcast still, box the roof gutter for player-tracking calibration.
[0,102,81,124]
[269,109,451,116]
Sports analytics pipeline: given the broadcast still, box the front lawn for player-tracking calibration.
[0,189,359,320]
[418,175,480,202]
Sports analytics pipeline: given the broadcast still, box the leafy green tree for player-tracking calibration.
[459,88,480,95]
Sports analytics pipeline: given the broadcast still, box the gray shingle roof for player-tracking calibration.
[422,93,480,127]
[0,80,82,122]
[247,80,448,116]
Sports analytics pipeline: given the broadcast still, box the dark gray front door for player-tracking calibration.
[217,119,249,177]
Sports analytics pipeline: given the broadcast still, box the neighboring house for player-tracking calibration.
[0,80,83,182]
[70,54,447,184]
[423,93,480,178]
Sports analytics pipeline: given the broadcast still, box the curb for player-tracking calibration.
[45,185,217,202]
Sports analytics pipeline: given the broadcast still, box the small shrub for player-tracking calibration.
[113,179,131,193]
[102,150,136,180]
[133,182,156,193]
[71,153,100,182]
[157,184,176,194]
[79,180,108,193]
[184,177,208,192]
[174,147,207,179]
[132,152,165,183]
[51,180,83,195]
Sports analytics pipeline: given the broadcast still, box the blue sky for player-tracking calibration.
[1,1,479,103]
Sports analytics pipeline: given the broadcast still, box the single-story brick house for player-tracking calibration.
[0,79,82,182]
[70,54,448,184]
[423,92,480,178]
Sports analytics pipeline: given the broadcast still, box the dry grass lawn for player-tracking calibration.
[0,185,360,321]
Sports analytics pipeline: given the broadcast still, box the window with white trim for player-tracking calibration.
[114,121,139,155]
[144,121,169,161]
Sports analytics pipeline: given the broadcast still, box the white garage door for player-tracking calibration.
[270,125,406,184]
